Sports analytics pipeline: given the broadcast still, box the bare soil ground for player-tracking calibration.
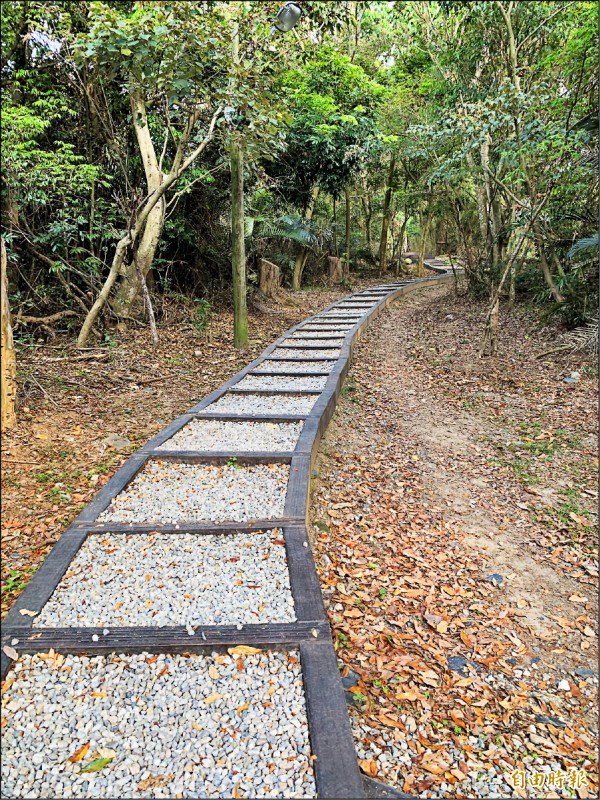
[1,281,376,617]
[309,282,598,798]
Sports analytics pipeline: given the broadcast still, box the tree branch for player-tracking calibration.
[517,2,577,54]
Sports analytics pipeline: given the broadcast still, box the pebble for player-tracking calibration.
[204,393,317,416]
[1,651,316,798]
[235,376,327,391]
[98,462,289,524]
[157,420,303,452]
[271,348,341,359]
[34,531,295,628]
[254,360,335,374]
[557,679,571,691]
[286,334,345,343]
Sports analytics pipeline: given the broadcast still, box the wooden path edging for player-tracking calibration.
[2,266,457,799]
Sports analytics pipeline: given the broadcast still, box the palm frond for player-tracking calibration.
[567,234,599,259]
[253,215,317,247]
[563,318,599,355]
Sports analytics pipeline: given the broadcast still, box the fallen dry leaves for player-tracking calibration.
[311,283,598,798]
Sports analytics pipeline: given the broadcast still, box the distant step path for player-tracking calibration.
[1,265,457,799]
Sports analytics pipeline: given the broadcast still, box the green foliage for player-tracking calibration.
[192,299,213,334]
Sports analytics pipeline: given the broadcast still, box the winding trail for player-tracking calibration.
[1,266,456,799]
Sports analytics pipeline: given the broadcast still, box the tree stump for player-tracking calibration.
[328,256,343,284]
[259,259,280,298]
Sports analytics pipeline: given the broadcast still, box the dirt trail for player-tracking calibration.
[310,284,598,798]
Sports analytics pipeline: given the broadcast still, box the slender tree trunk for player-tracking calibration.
[1,239,17,430]
[112,91,165,318]
[417,209,432,276]
[230,18,247,348]
[133,244,158,345]
[292,185,319,290]
[77,107,221,346]
[466,150,488,245]
[532,218,563,302]
[230,134,248,348]
[378,155,396,275]
[344,186,351,278]
[361,196,373,256]
[393,216,409,276]
[333,196,338,257]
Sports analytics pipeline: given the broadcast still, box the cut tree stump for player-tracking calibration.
[259,259,281,298]
[328,257,343,284]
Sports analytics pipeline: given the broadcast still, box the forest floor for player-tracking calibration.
[309,282,598,799]
[0,279,379,616]
[2,277,597,799]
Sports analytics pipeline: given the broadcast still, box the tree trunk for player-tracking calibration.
[112,91,165,318]
[393,216,408,276]
[361,196,373,256]
[292,185,319,290]
[328,256,343,284]
[532,218,564,302]
[76,106,221,346]
[259,259,280,298]
[1,239,17,430]
[332,196,338,257]
[230,134,248,348]
[466,150,489,245]
[344,186,351,278]
[417,210,432,276]
[378,155,396,274]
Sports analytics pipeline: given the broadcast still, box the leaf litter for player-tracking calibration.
[310,283,598,798]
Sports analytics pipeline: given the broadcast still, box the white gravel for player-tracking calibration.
[298,325,354,332]
[98,462,289,524]
[235,376,327,391]
[203,393,317,416]
[34,530,295,628]
[287,333,345,342]
[253,360,335,374]
[290,328,346,344]
[272,348,341,358]
[157,419,303,452]
[317,311,363,318]
[1,650,315,799]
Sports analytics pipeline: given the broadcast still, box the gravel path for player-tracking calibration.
[317,312,363,318]
[299,324,354,330]
[286,333,345,342]
[272,348,341,358]
[1,651,315,799]
[254,360,335,374]
[34,530,295,628]
[98,462,289,524]
[203,393,317,415]
[235,375,327,391]
[157,419,303,452]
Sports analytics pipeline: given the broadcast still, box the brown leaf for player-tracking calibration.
[378,714,404,729]
[137,773,175,791]
[208,666,219,680]
[204,693,224,705]
[228,646,261,655]
[68,742,90,763]
[359,759,378,777]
